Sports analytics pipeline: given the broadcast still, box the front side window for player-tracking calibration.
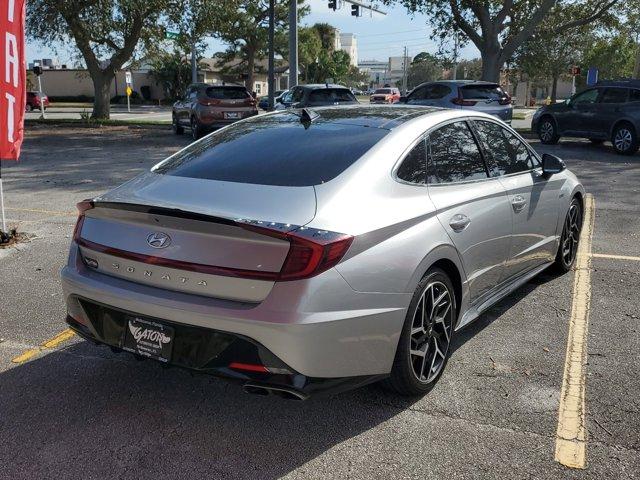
[571,89,598,105]
[599,87,629,104]
[427,121,488,184]
[396,138,426,184]
[472,120,535,176]
[291,87,304,103]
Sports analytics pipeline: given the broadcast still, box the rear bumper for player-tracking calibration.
[197,110,258,128]
[65,301,383,398]
[61,244,408,380]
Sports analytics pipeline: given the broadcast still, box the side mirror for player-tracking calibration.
[398,96,408,104]
[542,153,566,176]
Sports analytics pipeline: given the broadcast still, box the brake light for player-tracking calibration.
[451,97,477,106]
[240,222,353,281]
[72,199,94,242]
[229,362,269,373]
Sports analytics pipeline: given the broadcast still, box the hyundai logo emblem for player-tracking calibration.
[147,232,171,249]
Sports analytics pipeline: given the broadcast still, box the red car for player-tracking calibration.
[26,91,49,111]
[370,87,401,104]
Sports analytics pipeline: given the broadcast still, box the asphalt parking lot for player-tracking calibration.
[0,125,638,479]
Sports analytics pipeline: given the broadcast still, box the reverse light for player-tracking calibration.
[72,199,94,242]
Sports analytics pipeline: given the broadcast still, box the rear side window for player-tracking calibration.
[396,138,426,184]
[308,89,356,103]
[631,89,640,102]
[473,120,535,176]
[461,84,505,100]
[600,88,629,104]
[409,84,451,101]
[204,87,250,99]
[428,122,488,184]
[153,115,388,186]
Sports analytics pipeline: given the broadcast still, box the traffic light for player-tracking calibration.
[328,0,336,10]
[351,4,360,16]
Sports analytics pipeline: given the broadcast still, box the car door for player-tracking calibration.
[471,119,561,281]
[597,87,630,138]
[556,88,600,135]
[426,120,513,303]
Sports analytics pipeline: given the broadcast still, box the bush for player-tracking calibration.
[110,91,144,105]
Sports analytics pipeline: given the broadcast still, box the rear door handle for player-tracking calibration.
[449,214,471,232]
[511,194,527,212]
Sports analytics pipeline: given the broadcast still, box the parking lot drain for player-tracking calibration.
[554,194,594,469]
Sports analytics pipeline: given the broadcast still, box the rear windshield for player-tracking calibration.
[153,114,388,186]
[308,88,357,103]
[461,85,505,100]
[204,87,250,100]
[374,89,392,94]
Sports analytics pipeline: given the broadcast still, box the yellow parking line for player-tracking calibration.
[10,328,76,364]
[591,253,640,262]
[554,194,595,469]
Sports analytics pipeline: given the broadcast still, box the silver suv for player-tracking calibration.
[399,80,513,123]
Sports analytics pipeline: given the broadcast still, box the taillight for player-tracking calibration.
[73,199,94,242]
[240,222,353,281]
[451,97,477,106]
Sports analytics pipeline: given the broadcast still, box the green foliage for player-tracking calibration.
[148,50,193,101]
[406,52,441,89]
[582,35,636,80]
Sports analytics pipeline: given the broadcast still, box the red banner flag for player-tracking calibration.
[1,0,26,161]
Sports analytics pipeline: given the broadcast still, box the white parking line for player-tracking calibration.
[554,194,595,469]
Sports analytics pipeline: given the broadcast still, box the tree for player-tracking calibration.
[456,58,482,80]
[406,52,442,89]
[298,27,323,82]
[27,1,168,119]
[148,50,193,101]
[388,0,619,82]
[214,0,307,91]
[582,35,637,80]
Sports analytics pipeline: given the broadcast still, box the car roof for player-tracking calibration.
[296,84,350,90]
[595,79,640,88]
[189,83,246,89]
[261,104,443,130]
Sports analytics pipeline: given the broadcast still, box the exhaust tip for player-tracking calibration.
[243,383,308,401]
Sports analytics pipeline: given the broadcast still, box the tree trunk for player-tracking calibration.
[634,43,640,79]
[551,75,559,103]
[90,71,114,119]
[480,49,501,83]
[245,52,255,93]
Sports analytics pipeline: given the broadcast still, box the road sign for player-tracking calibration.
[571,66,581,76]
[125,71,132,85]
[165,31,180,40]
[126,86,132,96]
[587,67,599,86]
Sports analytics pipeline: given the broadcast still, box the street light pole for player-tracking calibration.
[191,36,198,84]
[288,0,298,88]
[268,0,275,110]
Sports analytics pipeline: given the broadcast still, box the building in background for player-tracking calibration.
[358,56,412,88]
[339,33,358,66]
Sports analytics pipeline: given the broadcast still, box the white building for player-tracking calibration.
[339,33,358,66]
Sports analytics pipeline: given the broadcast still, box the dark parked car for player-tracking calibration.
[532,80,640,155]
[26,91,49,111]
[258,90,286,110]
[172,84,258,140]
[274,84,358,110]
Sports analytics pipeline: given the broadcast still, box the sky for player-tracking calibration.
[26,0,480,66]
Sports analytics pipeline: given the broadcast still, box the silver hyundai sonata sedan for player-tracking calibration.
[61,105,584,399]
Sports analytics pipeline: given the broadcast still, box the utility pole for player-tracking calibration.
[452,32,459,80]
[401,46,408,94]
[191,36,197,84]
[288,0,298,88]
[268,0,275,110]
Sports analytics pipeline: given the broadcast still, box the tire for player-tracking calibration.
[588,138,604,144]
[191,117,203,140]
[553,197,583,273]
[172,114,184,135]
[384,268,456,396]
[538,117,560,144]
[611,123,639,155]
